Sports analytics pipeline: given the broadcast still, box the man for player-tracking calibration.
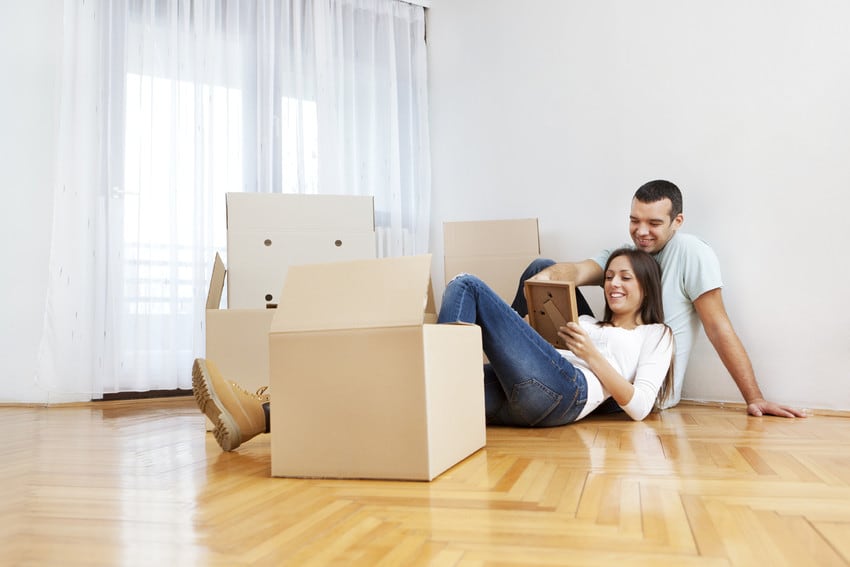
[513,179,804,418]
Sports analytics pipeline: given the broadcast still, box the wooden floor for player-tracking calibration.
[2,399,849,566]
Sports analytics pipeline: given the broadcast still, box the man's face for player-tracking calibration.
[629,198,683,254]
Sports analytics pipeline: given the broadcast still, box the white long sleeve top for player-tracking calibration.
[559,316,673,421]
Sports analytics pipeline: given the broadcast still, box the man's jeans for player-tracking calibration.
[439,273,588,427]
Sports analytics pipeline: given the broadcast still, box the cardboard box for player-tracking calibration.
[443,218,540,303]
[269,254,486,481]
[205,253,275,394]
[226,193,377,309]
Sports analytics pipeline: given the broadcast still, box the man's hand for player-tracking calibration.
[530,260,603,286]
[747,398,807,418]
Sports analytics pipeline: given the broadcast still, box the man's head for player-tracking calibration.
[629,179,684,254]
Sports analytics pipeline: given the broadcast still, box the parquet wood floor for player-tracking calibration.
[1,398,848,566]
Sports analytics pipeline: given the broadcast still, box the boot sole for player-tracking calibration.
[192,359,243,451]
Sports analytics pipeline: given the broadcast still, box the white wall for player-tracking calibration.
[4,1,848,410]
[0,2,61,402]
[427,0,850,411]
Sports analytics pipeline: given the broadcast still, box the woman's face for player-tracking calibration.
[604,255,644,318]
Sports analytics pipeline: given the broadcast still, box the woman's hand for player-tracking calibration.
[558,322,598,360]
[559,321,637,413]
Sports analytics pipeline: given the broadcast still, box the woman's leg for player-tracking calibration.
[440,274,588,427]
[192,359,270,451]
[510,258,595,318]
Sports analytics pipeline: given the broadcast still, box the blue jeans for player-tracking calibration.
[439,274,588,427]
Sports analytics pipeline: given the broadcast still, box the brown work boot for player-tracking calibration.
[192,358,269,451]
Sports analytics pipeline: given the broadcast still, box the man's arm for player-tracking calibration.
[693,288,806,418]
[532,259,604,287]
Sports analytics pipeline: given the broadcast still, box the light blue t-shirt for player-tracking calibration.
[592,232,723,408]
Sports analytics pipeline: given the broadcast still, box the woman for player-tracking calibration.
[439,247,673,425]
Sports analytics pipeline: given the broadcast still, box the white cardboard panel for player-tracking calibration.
[226,193,375,231]
[227,230,376,309]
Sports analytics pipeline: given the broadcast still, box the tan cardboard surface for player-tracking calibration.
[206,253,227,309]
[271,255,432,333]
[443,218,539,256]
[270,324,484,480]
[205,252,273,393]
[444,218,540,302]
[420,324,488,473]
[206,310,274,392]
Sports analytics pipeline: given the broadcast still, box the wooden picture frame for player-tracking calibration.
[523,280,579,349]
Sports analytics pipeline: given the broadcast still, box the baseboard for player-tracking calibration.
[677,399,850,418]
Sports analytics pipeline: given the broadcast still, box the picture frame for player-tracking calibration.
[523,280,579,349]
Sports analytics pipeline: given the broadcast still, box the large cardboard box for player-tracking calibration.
[443,218,540,303]
[205,253,275,394]
[269,254,486,481]
[226,193,377,309]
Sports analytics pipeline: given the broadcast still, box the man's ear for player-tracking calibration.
[671,213,684,230]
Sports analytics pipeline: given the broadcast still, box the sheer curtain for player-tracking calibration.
[38,0,430,401]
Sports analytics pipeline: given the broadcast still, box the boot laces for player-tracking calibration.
[228,381,271,402]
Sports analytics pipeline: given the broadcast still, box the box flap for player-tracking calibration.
[444,218,539,257]
[206,253,226,310]
[271,254,434,332]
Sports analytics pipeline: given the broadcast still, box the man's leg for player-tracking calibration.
[511,258,595,318]
[440,274,587,427]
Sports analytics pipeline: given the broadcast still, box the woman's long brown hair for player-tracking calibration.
[598,248,674,406]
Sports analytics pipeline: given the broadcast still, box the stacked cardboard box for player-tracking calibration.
[443,218,540,303]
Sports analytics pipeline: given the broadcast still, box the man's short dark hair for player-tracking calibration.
[634,180,683,220]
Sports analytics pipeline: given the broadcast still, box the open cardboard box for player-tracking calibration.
[205,252,275,395]
[269,254,485,481]
[443,218,540,303]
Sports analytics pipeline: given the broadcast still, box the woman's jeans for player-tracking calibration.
[439,273,588,427]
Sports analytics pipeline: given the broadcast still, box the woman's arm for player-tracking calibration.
[559,322,636,405]
[559,323,673,420]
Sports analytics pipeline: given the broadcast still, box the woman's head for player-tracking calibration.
[601,247,673,406]
[601,248,665,326]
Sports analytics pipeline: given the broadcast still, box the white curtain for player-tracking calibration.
[38,0,430,401]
